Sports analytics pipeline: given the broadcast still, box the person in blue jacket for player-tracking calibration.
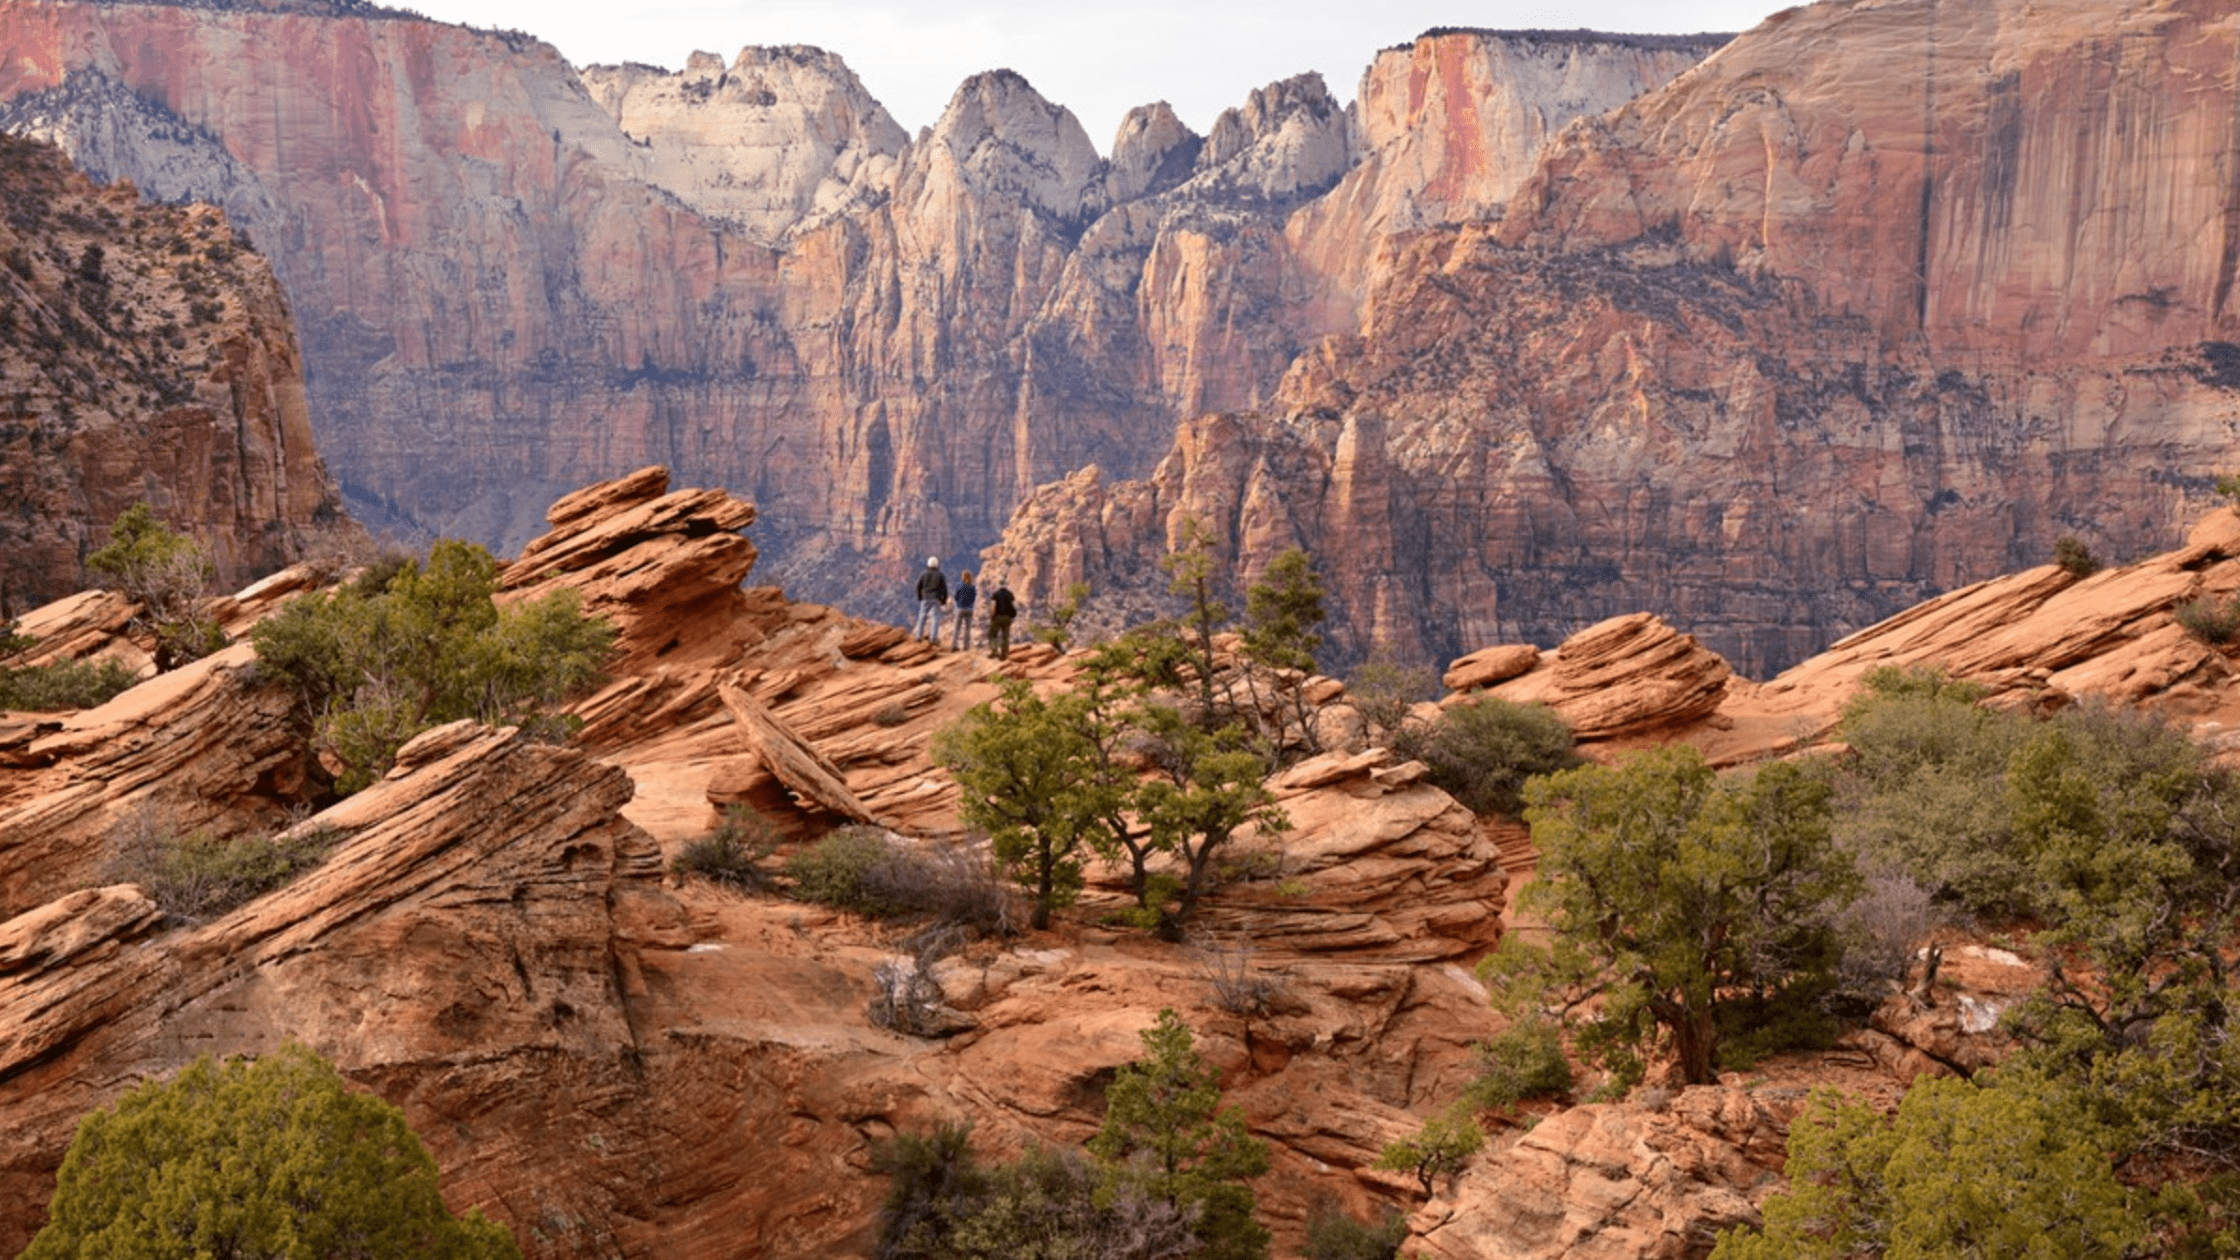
[949,569,978,651]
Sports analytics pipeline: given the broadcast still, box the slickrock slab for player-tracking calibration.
[1443,644,1544,693]
[717,680,882,825]
[1410,1087,1784,1260]
[0,643,302,921]
[1487,614,1732,741]
[0,721,681,1257]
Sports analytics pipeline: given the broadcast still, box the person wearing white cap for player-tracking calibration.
[911,556,949,644]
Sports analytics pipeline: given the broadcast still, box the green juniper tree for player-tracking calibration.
[1483,746,1858,1087]
[1089,1009,1271,1260]
[251,540,613,794]
[87,503,222,671]
[1712,1075,2146,1260]
[25,1042,520,1260]
[934,679,1100,929]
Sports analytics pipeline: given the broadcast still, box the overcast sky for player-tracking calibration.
[405,0,1783,151]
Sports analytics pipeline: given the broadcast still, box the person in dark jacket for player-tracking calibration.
[985,579,1017,660]
[949,570,978,651]
[911,557,948,642]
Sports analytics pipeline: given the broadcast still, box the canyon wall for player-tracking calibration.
[987,0,2240,675]
[0,131,343,613]
[0,1,1713,620]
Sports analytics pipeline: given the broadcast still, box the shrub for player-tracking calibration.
[873,1127,1201,1260]
[1373,1104,1484,1198]
[1346,654,1436,743]
[873,1121,988,1260]
[1711,1077,2147,1260]
[1465,1016,1573,1111]
[106,816,344,922]
[788,827,895,911]
[2055,535,2101,577]
[1829,867,1939,1007]
[1303,1200,1408,1260]
[250,539,614,794]
[0,656,137,711]
[789,829,1015,932]
[1191,930,1283,1016]
[1392,696,1582,816]
[670,805,779,890]
[86,502,223,671]
[2175,594,2240,646]
[24,1043,519,1260]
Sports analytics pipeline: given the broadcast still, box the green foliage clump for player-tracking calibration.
[86,502,223,671]
[788,827,904,912]
[1711,1076,2147,1260]
[0,654,138,711]
[2175,594,2240,646]
[934,680,1100,930]
[107,819,345,922]
[251,539,614,794]
[1464,1016,1573,1112]
[1302,1202,1408,1260]
[1088,1009,1271,1260]
[2054,534,2102,578]
[1485,747,1857,1087]
[787,827,1013,931]
[23,1043,520,1260]
[1391,696,1581,816]
[874,1125,1199,1260]
[1372,1104,1484,1198]
[1236,548,1329,757]
[1030,581,1089,654]
[875,1012,1263,1258]
[670,805,779,890]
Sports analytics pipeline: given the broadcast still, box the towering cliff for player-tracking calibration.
[0,2,1713,617]
[988,0,2240,675]
[0,131,344,614]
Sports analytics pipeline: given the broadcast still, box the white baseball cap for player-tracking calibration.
[926,556,940,567]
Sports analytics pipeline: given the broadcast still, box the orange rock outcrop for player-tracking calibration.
[8,468,2217,1259]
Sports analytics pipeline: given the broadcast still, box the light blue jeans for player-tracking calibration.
[912,598,945,641]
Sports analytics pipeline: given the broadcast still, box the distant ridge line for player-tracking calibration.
[1398,27,1736,52]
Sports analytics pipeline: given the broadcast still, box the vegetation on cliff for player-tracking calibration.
[1484,746,1858,1087]
[877,1009,1268,1260]
[24,1042,519,1260]
[250,539,614,794]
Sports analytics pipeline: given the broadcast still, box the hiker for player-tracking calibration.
[911,557,948,643]
[950,569,978,651]
[985,578,1017,660]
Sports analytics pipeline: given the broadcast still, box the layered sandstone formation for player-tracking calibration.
[0,3,1713,619]
[1424,506,2240,765]
[0,468,1546,1258]
[989,0,2240,676]
[10,468,2224,1259]
[0,132,344,613]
